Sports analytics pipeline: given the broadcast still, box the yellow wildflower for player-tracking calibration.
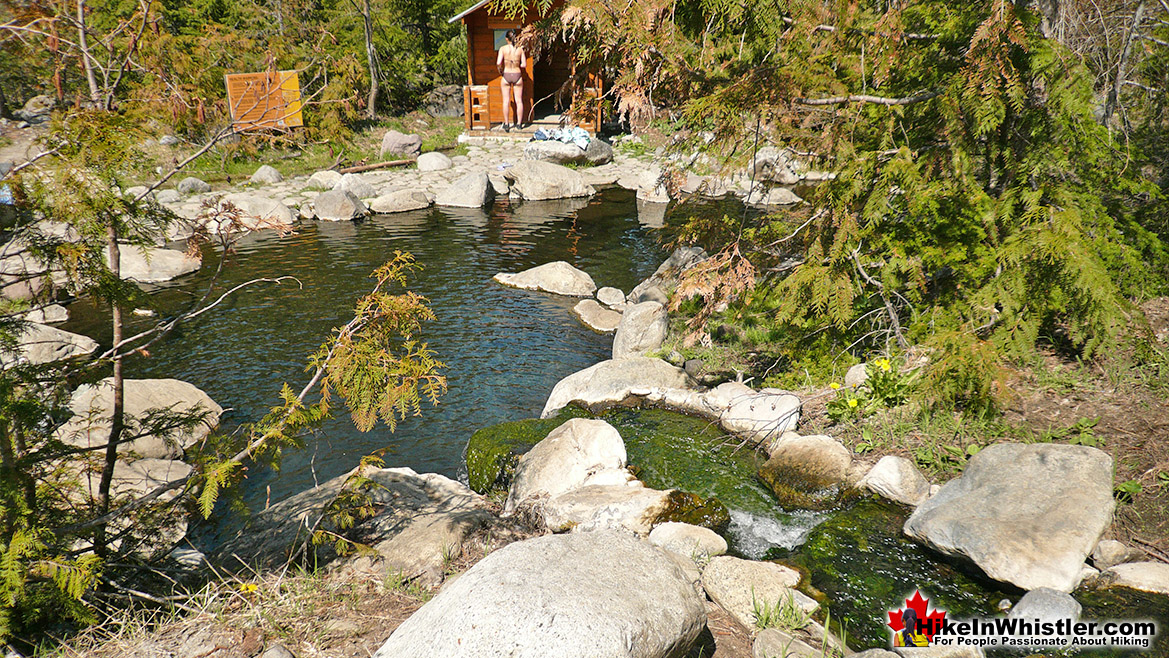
[238,583,259,594]
[876,358,892,372]
[848,398,858,408]
[830,382,841,390]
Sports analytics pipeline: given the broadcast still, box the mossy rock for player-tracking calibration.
[464,406,590,495]
[756,438,853,511]
[655,490,731,534]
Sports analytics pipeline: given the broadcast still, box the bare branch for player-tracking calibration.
[796,89,942,106]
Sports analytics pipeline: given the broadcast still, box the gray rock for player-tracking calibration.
[543,483,673,534]
[720,392,802,445]
[753,628,820,658]
[904,444,1115,592]
[1104,562,1169,594]
[523,140,588,165]
[752,147,804,186]
[505,418,626,513]
[219,193,296,231]
[381,130,423,158]
[597,286,626,308]
[493,261,596,297]
[649,522,727,560]
[628,247,707,303]
[260,646,297,658]
[1,323,98,368]
[313,190,367,221]
[613,301,668,359]
[893,647,984,658]
[16,95,54,122]
[155,189,181,204]
[24,303,68,324]
[372,531,707,658]
[701,555,817,631]
[758,434,851,509]
[1092,539,1139,570]
[541,357,694,418]
[435,171,494,208]
[422,85,464,118]
[306,170,343,190]
[177,177,211,195]
[1008,588,1081,623]
[573,299,622,333]
[634,285,669,305]
[585,138,614,165]
[250,164,283,185]
[55,378,223,460]
[369,189,431,214]
[860,456,931,506]
[745,186,802,207]
[844,363,869,387]
[333,173,376,199]
[504,161,596,200]
[113,244,201,283]
[78,458,192,502]
[636,167,670,203]
[159,134,180,146]
[417,152,453,172]
[853,651,900,658]
[637,198,668,228]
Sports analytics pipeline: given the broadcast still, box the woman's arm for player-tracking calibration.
[497,46,505,74]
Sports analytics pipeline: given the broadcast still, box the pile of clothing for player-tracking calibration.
[531,126,591,150]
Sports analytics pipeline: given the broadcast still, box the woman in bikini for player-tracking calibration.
[496,29,526,131]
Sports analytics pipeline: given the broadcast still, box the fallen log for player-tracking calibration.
[339,158,415,174]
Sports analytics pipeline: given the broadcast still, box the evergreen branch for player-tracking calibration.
[795,90,942,106]
[778,15,939,41]
[851,248,908,349]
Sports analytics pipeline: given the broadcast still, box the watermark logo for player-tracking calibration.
[887,590,947,647]
[885,589,1159,651]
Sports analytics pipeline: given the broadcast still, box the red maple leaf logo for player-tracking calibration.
[887,590,947,641]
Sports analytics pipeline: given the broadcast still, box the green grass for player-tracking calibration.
[752,588,812,631]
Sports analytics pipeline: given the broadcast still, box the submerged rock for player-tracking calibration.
[758,434,852,510]
[903,443,1114,592]
[493,261,597,297]
[612,301,668,359]
[541,357,693,418]
[372,531,707,658]
[504,418,627,513]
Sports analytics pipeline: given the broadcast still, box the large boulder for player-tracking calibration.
[504,161,596,200]
[15,94,54,123]
[752,147,804,186]
[504,417,626,513]
[758,434,852,510]
[612,301,668,359]
[380,130,423,157]
[541,357,693,418]
[313,190,367,221]
[417,152,453,172]
[1,323,98,368]
[113,245,201,283]
[629,247,707,303]
[585,138,614,165]
[250,165,283,185]
[542,483,673,534]
[523,140,588,165]
[54,378,223,460]
[333,173,376,199]
[177,177,211,195]
[216,467,491,583]
[637,167,671,203]
[422,85,464,118]
[369,189,431,214]
[903,443,1115,592]
[701,555,818,631]
[435,171,494,208]
[573,299,622,333]
[372,531,707,658]
[219,193,296,231]
[493,261,596,297]
[859,455,931,506]
[719,391,802,445]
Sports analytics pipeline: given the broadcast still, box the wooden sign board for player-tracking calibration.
[224,71,304,132]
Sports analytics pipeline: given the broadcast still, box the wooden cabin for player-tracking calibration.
[448,0,602,135]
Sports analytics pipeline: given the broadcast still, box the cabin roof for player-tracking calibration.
[448,0,490,23]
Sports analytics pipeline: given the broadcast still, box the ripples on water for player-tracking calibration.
[63,190,666,512]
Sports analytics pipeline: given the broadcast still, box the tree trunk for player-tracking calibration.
[275,0,285,37]
[93,227,124,556]
[0,83,10,119]
[76,0,102,104]
[362,0,379,119]
[1103,0,1147,124]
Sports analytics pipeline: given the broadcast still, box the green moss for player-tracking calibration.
[778,499,1009,650]
[757,456,847,511]
[463,406,590,495]
[1074,587,1169,657]
[657,491,731,534]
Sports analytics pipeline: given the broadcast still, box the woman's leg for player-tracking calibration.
[501,81,513,126]
[514,81,525,127]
